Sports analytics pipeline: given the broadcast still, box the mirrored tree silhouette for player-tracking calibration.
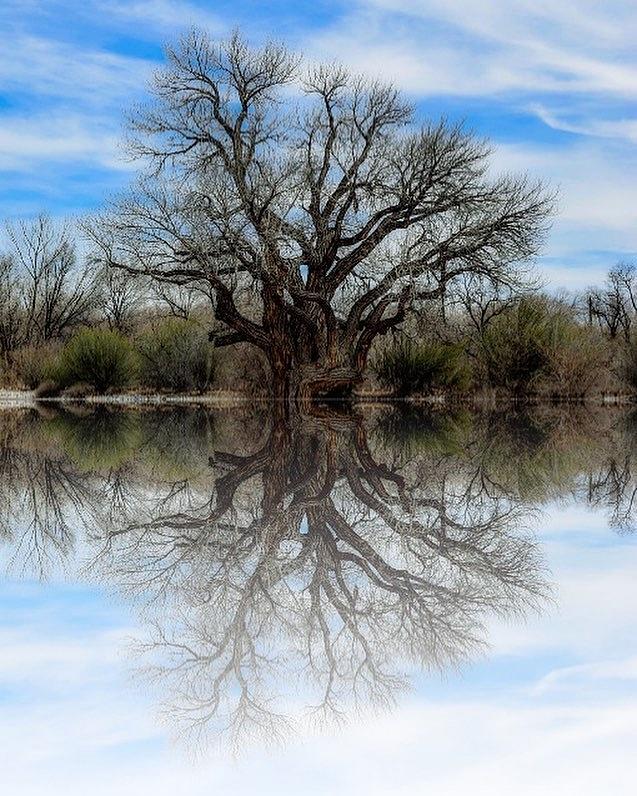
[0,406,551,751]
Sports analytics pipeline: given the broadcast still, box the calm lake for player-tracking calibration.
[2,404,637,794]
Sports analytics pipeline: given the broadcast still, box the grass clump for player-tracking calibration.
[136,318,216,393]
[12,343,60,389]
[373,339,470,397]
[52,328,136,393]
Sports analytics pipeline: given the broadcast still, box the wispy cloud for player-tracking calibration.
[0,35,152,107]
[101,0,225,35]
[0,115,130,171]
[332,0,637,99]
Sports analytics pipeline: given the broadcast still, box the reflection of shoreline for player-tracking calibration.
[0,405,557,753]
[0,388,250,408]
[4,386,637,410]
[4,400,637,752]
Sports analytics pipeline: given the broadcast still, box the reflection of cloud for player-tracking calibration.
[1,412,637,792]
[487,504,637,659]
[534,656,637,694]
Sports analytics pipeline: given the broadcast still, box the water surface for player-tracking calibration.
[2,404,637,794]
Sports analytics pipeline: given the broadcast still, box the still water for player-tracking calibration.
[1,404,637,794]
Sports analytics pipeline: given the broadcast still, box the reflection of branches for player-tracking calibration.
[586,456,637,533]
[0,435,95,577]
[89,415,547,752]
[0,407,550,754]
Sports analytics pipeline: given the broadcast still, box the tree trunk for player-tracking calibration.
[294,364,362,409]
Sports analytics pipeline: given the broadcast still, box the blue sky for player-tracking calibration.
[1,0,637,290]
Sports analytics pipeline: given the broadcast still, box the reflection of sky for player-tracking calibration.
[3,499,637,794]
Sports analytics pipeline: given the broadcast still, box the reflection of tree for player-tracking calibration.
[584,413,637,533]
[0,407,550,751]
[0,407,218,576]
[89,414,547,750]
[0,410,99,576]
[587,456,637,533]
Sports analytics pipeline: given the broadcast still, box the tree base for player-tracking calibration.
[295,366,362,407]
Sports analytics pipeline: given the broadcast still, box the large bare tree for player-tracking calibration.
[88,30,553,405]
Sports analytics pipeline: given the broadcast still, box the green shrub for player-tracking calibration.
[480,297,608,397]
[12,344,60,389]
[53,328,136,393]
[543,317,607,397]
[372,339,470,397]
[621,338,637,392]
[480,298,553,394]
[136,318,216,393]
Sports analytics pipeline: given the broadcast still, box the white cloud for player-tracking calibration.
[530,104,637,147]
[0,115,130,171]
[334,0,637,99]
[102,0,224,34]
[488,139,637,277]
[0,35,152,108]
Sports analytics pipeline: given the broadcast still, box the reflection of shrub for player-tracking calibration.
[12,344,59,389]
[136,318,215,393]
[139,408,217,480]
[53,329,136,393]
[45,409,140,471]
[374,406,472,459]
[373,339,470,397]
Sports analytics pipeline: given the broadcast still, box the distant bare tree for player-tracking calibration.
[88,30,553,406]
[0,256,24,361]
[151,281,199,320]
[452,273,521,339]
[586,262,637,341]
[96,263,146,333]
[5,215,99,343]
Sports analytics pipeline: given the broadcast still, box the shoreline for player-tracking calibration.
[0,388,635,410]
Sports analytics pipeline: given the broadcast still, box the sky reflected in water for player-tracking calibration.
[1,404,637,794]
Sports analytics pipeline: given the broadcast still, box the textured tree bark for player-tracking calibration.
[294,364,362,407]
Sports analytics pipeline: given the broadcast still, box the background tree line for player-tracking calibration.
[0,211,635,400]
[0,214,229,395]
